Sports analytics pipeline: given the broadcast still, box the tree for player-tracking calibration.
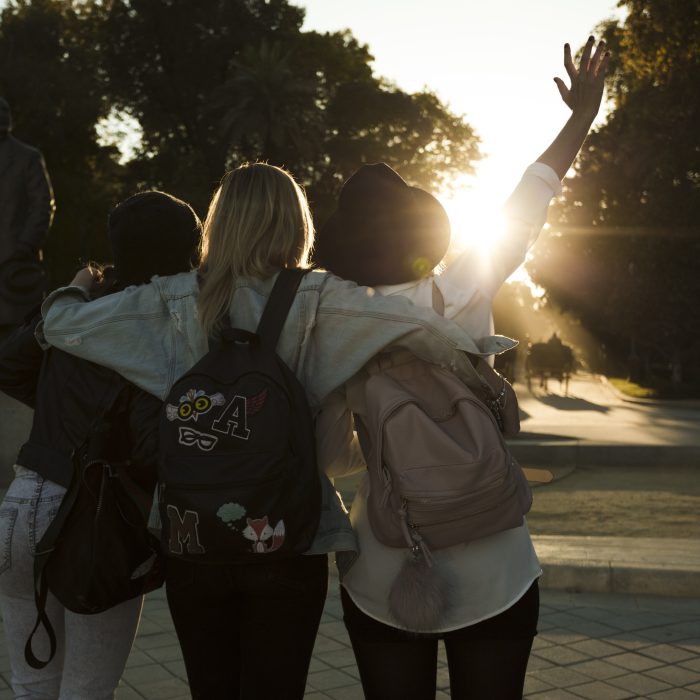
[0,0,123,284]
[212,40,321,166]
[100,0,480,220]
[1,0,481,284]
[528,0,700,387]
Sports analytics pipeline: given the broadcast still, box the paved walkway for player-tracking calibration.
[513,373,700,453]
[1,373,698,697]
[3,576,697,699]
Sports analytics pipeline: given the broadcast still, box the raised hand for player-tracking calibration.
[554,36,610,121]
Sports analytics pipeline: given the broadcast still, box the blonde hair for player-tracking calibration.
[197,163,314,336]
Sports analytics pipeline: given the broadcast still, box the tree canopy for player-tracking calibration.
[0,0,481,283]
[528,0,700,387]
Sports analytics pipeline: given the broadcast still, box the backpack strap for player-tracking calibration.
[24,376,128,669]
[256,269,308,349]
[431,279,445,316]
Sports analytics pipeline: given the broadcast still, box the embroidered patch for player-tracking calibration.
[178,426,218,451]
[246,388,268,416]
[212,395,250,440]
[166,505,206,555]
[166,389,225,423]
[242,516,285,553]
[216,502,246,530]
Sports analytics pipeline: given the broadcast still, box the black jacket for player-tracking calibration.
[0,313,161,490]
[0,135,55,326]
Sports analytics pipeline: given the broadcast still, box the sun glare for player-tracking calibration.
[439,175,547,302]
[442,187,507,255]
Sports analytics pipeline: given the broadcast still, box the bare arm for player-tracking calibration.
[537,36,611,179]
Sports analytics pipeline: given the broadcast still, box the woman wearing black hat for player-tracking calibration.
[315,38,610,700]
[0,191,201,699]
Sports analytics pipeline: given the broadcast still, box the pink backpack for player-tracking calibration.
[354,284,532,629]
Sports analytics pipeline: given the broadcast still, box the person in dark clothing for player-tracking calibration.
[0,98,56,332]
[0,190,201,699]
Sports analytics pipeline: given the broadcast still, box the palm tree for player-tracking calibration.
[213,40,320,165]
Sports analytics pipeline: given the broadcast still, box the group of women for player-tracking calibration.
[0,37,608,699]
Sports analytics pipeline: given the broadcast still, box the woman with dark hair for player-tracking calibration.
[313,38,610,700]
[0,191,201,699]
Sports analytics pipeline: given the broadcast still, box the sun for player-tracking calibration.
[441,186,507,255]
[438,175,547,300]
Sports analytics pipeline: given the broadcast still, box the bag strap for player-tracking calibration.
[23,472,80,668]
[24,376,128,669]
[256,268,308,350]
[433,279,490,379]
[431,279,445,316]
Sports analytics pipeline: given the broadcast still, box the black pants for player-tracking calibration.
[166,554,328,699]
[341,579,539,700]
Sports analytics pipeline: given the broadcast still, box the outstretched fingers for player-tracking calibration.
[579,35,595,75]
[590,40,607,78]
[564,43,577,82]
[594,48,611,80]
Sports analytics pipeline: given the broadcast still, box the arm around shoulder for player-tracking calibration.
[308,273,505,403]
[40,280,173,398]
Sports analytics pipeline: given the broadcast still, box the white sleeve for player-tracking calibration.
[441,162,562,300]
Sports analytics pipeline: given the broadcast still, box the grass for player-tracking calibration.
[608,377,658,399]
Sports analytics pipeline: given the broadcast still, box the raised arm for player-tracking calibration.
[539,36,610,178]
[440,37,610,301]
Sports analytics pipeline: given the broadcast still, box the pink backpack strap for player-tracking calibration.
[431,279,445,316]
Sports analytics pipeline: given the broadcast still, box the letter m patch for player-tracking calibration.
[166,505,206,555]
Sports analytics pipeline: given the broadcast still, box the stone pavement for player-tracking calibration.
[3,572,698,699]
[0,372,697,697]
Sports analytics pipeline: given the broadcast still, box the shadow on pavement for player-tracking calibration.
[537,394,610,413]
[512,431,578,442]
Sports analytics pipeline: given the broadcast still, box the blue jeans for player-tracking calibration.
[0,466,143,699]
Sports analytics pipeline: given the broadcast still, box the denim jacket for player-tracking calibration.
[39,269,516,555]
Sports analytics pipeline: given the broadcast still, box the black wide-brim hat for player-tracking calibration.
[314,163,451,287]
[0,258,48,305]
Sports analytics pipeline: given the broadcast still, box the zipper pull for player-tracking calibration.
[399,498,435,567]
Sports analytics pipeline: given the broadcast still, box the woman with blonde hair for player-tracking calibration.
[40,162,508,698]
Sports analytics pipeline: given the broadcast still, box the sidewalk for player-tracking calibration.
[3,574,697,699]
[508,373,700,467]
[0,372,698,696]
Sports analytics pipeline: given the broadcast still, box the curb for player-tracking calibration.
[533,536,700,598]
[539,561,700,597]
[507,439,700,468]
[599,375,700,409]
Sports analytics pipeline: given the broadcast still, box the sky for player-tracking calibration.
[0,0,624,249]
[293,0,625,249]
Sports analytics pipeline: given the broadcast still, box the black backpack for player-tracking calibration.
[25,377,164,669]
[159,269,321,563]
